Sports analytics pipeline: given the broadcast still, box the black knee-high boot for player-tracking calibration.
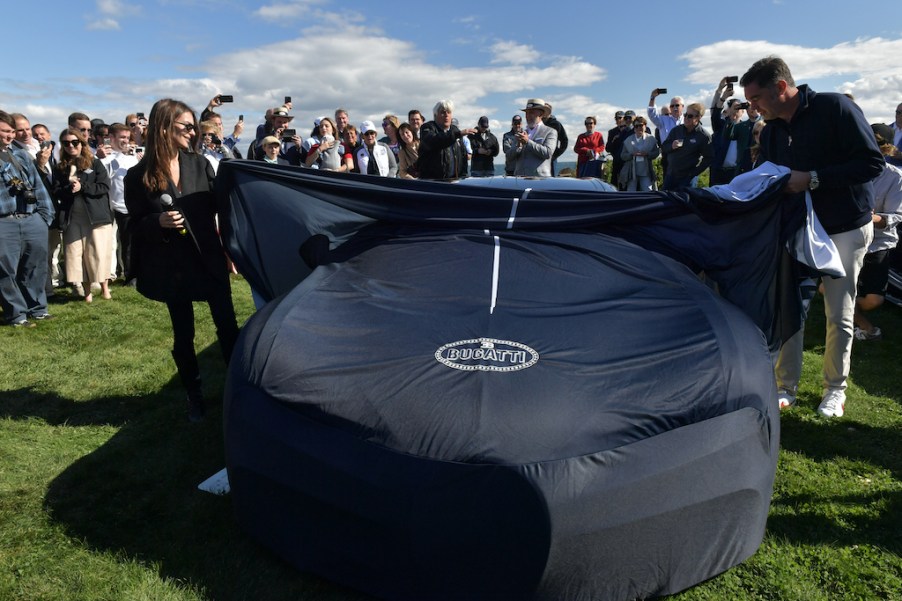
[171,348,204,422]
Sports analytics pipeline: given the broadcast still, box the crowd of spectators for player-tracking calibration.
[2,80,902,423]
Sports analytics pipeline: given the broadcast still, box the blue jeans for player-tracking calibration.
[0,213,49,323]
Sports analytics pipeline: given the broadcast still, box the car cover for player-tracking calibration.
[216,163,796,601]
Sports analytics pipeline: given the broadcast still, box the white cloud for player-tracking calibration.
[254,0,324,22]
[86,18,120,30]
[490,41,541,66]
[97,0,122,13]
[198,26,605,126]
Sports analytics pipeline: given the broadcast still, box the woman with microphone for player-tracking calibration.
[124,98,239,422]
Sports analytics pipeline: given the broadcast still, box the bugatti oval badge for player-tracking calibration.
[435,337,539,372]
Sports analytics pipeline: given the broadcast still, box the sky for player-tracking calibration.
[5,0,902,162]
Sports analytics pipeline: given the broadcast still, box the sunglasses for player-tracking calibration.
[128,122,137,127]
[78,128,91,133]
[670,104,682,108]
[61,139,81,147]
[685,113,700,119]
[382,121,391,127]
[174,121,196,133]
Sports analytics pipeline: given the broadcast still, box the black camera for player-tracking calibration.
[40,140,52,150]
[656,87,668,95]
[737,102,750,110]
[219,95,234,103]
[281,128,296,139]
[726,76,739,83]
[211,134,222,146]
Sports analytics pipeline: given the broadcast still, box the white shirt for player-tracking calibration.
[647,106,684,143]
[101,150,139,214]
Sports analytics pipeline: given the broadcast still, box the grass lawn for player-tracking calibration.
[1,276,900,600]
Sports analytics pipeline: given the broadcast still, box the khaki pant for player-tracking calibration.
[775,221,873,392]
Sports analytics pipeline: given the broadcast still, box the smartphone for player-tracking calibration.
[103,137,111,147]
[726,76,739,83]
[40,140,52,150]
[737,102,750,110]
[656,88,668,95]
[137,112,144,118]
[136,146,145,153]
[219,95,234,103]
[284,96,291,104]
[239,114,244,121]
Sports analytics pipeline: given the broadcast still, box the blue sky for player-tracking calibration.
[5,0,901,162]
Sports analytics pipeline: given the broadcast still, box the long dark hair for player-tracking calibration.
[142,98,197,192]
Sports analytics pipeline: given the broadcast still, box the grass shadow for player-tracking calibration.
[771,414,902,554]
[17,343,376,601]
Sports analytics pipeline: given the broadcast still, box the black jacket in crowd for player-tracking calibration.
[417,121,469,180]
[467,130,500,172]
[53,157,113,228]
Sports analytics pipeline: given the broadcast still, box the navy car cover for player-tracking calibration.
[216,163,797,601]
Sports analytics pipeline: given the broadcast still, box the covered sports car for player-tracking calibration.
[217,163,800,601]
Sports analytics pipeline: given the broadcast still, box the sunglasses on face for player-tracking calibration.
[128,122,138,127]
[174,121,196,133]
[670,104,682,108]
[685,113,699,119]
[61,139,81,147]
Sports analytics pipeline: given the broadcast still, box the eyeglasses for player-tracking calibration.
[128,122,137,127]
[584,121,594,125]
[670,104,682,108]
[174,121,196,133]
[634,123,646,127]
[364,131,377,136]
[382,121,391,127]
[685,113,700,119]
[61,139,81,147]
[78,128,91,133]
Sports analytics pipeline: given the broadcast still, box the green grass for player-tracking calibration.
[1,279,900,600]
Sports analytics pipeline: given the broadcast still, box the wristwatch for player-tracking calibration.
[808,171,820,191]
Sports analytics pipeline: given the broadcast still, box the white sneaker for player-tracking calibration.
[817,389,845,418]
[854,326,882,341]
[777,388,797,410]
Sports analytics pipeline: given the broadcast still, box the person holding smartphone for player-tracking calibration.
[53,127,114,302]
[124,98,239,422]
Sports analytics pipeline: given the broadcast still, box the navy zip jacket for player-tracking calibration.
[759,84,884,235]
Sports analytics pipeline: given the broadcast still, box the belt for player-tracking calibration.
[0,212,32,219]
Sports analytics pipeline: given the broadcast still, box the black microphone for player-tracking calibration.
[160,193,187,235]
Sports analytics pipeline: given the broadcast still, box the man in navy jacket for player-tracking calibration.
[741,56,885,418]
